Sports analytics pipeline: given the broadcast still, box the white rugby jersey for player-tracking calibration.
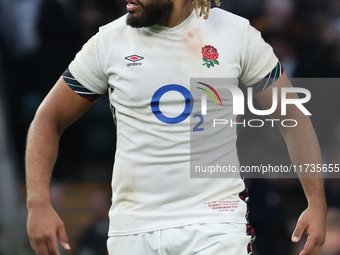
[68,8,278,236]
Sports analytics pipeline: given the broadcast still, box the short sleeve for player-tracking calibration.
[240,22,279,86]
[69,32,109,95]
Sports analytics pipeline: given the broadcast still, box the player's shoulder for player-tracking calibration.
[95,14,132,41]
[99,14,129,34]
[207,7,250,31]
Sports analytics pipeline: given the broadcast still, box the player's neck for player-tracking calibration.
[157,1,194,28]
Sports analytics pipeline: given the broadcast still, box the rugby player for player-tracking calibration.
[25,0,326,254]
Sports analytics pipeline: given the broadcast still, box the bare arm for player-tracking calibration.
[26,77,93,255]
[255,72,327,255]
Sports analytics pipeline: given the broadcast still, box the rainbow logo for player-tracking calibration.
[196,82,223,106]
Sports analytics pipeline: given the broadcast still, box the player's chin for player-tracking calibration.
[126,13,150,28]
[127,11,141,19]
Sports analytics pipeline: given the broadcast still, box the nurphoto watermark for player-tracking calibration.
[188,78,339,178]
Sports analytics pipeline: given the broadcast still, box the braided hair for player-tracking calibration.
[192,0,220,19]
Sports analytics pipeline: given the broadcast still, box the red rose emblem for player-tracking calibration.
[202,45,219,60]
[202,45,219,68]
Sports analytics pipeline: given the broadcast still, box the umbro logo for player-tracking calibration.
[125,54,144,67]
[125,55,144,62]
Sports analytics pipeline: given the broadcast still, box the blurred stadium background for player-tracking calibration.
[0,0,340,254]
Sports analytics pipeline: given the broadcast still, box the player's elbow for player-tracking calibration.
[30,103,67,138]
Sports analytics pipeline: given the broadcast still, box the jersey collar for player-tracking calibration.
[141,9,198,35]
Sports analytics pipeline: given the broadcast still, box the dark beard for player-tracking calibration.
[126,0,174,28]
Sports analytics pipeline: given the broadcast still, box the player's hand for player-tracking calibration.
[27,204,70,255]
[291,203,326,255]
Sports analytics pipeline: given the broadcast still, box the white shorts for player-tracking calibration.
[107,223,253,255]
